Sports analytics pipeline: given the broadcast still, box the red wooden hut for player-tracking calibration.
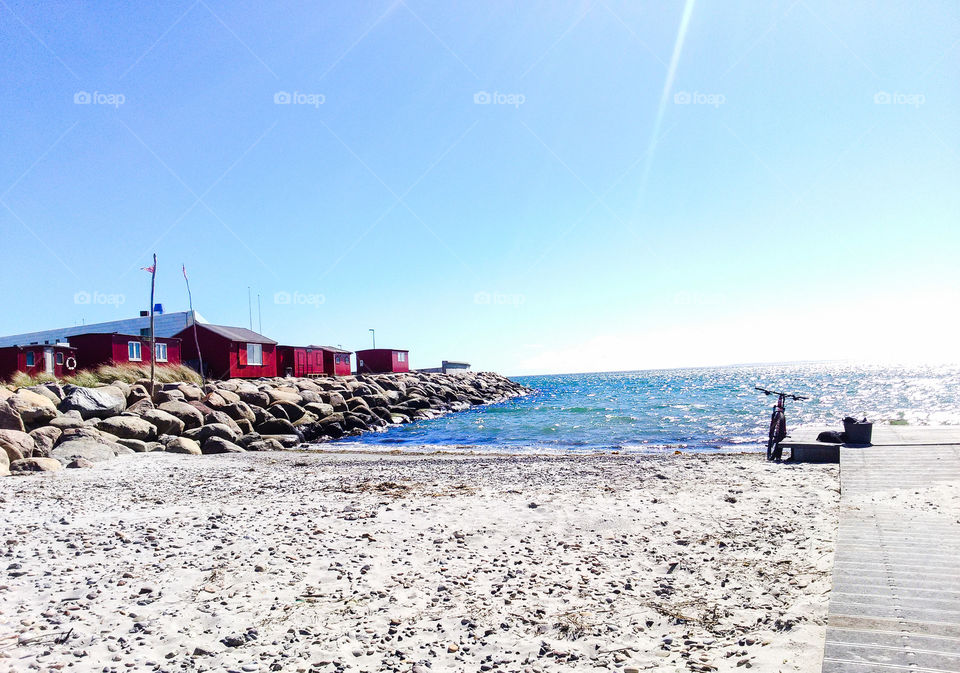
[0,344,77,381]
[276,345,353,377]
[318,346,352,376]
[276,345,323,378]
[174,324,277,379]
[355,348,409,374]
[68,333,181,370]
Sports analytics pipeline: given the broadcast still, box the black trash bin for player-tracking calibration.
[843,418,873,444]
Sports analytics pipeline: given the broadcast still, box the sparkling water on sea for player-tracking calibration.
[335,363,960,454]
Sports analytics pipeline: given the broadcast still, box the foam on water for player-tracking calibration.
[333,362,960,454]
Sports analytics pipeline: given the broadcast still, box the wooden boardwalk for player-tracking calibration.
[821,437,960,673]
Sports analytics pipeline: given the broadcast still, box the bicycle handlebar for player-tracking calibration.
[755,385,808,401]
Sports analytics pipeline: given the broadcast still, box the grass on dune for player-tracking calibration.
[5,362,202,388]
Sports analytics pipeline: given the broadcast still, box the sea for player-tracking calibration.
[330,362,960,454]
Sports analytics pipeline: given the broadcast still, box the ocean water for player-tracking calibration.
[333,363,960,454]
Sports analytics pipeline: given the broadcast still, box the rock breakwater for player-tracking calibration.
[0,372,529,474]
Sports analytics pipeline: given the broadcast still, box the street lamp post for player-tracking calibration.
[369,328,376,349]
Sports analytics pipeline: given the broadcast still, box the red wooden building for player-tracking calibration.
[276,345,352,378]
[355,348,409,374]
[68,333,181,370]
[0,344,77,381]
[175,323,277,379]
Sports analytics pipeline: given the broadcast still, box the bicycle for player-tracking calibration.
[756,386,808,462]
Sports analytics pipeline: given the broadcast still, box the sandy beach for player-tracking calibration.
[0,451,838,672]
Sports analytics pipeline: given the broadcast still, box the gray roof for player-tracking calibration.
[308,345,352,353]
[199,324,277,345]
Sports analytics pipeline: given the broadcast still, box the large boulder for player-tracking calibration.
[25,385,61,405]
[304,402,335,418]
[60,386,126,419]
[165,436,201,455]
[125,398,155,415]
[203,411,242,436]
[8,389,59,426]
[51,437,134,464]
[116,438,150,452]
[98,416,158,442]
[140,409,184,436]
[28,426,61,457]
[48,412,86,431]
[0,429,35,463]
[10,457,63,474]
[237,388,270,407]
[157,401,204,430]
[0,399,24,432]
[255,417,299,436]
[265,388,302,405]
[184,423,240,444]
[0,448,7,476]
[201,436,245,454]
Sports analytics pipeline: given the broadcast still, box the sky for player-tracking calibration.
[1,1,958,375]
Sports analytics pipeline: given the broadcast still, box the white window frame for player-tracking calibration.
[397,352,406,362]
[128,341,142,361]
[25,351,35,367]
[56,352,64,365]
[155,343,168,362]
[246,343,263,366]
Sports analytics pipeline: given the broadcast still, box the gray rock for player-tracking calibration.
[184,423,240,444]
[28,426,61,457]
[165,436,201,455]
[10,457,63,473]
[116,438,149,452]
[140,409,185,436]
[66,457,94,468]
[60,386,127,419]
[157,401,204,430]
[8,389,59,426]
[0,399,24,432]
[255,417,298,436]
[0,447,8,476]
[202,436,245,454]
[0,429,35,463]
[98,416,158,442]
[51,437,134,464]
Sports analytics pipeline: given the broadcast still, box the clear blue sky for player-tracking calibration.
[1,1,957,374]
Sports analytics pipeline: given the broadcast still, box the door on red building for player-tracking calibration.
[295,350,306,377]
[43,348,54,375]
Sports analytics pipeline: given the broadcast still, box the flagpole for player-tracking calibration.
[183,265,204,381]
[149,253,157,400]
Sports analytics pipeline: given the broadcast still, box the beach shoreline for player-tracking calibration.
[1,450,838,672]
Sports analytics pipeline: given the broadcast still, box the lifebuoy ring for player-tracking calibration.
[65,357,77,371]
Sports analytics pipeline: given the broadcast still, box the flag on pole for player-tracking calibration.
[141,265,155,273]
